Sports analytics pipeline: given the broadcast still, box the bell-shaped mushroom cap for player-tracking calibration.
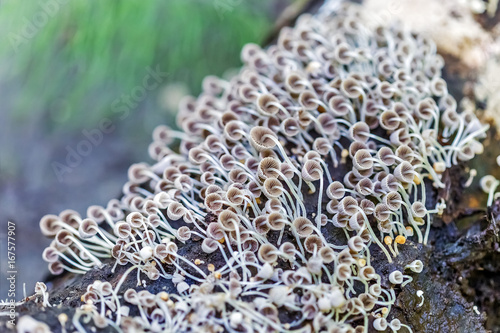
[379,110,400,131]
[40,214,62,237]
[348,235,365,252]
[328,95,351,117]
[267,212,287,231]
[318,246,336,264]
[206,222,224,241]
[224,120,245,142]
[78,219,98,239]
[59,209,81,229]
[292,217,314,238]
[298,90,319,110]
[333,42,353,65]
[176,226,191,242]
[218,210,240,231]
[262,178,283,198]
[336,263,352,281]
[353,149,373,170]
[251,215,269,235]
[389,270,404,284]
[349,122,370,142]
[394,161,416,183]
[406,259,424,273]
[301,160,323,181]
[167,202,186,220]
[441,108,460,127]
[201,238,219,254]
[339,196,358,215]
[341,77,363,99]
[327,181,345,200]
[415,98,436,121]
[377,146,396,166]
[204,193,223,212]
[128,163,150,184]
[360,199,375,215]
[359,293,376,311]
[258,243,278,264]
[349,141,368,158]
[356,178,374,196]
[258,157,281,179]
[279,242,297,260]
[348,212,365,230]
[374,203,391,221]
[430,77,447,96]
[411,201,427,218]
[457,144,475,162]
[313,137,331,155]
[249,126,277,151]
[42,246,59,263]
[256,93,280,116]
[304,234,323,253]
[281,118,300,137]
[373,318,388,331]
[395,144,415,163]
[384,191,402,211]
[381,174,399,192]
[480,175,499,193]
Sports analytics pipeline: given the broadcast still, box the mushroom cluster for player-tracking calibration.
[37,2,487,332]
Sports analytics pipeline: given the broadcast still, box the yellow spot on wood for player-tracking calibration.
[468,196,480,209]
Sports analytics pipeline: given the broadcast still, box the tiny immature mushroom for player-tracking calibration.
[389,270,404,285]
[480,175,500,207]
[35,282,51,307]
[416,290,425,307]
[405,260,424,273]
[58,313,69,333]
[373,317,388,331]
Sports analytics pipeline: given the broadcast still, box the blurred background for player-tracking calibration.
[0,0,297,300]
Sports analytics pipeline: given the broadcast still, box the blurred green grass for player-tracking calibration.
[0,0,287,130]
